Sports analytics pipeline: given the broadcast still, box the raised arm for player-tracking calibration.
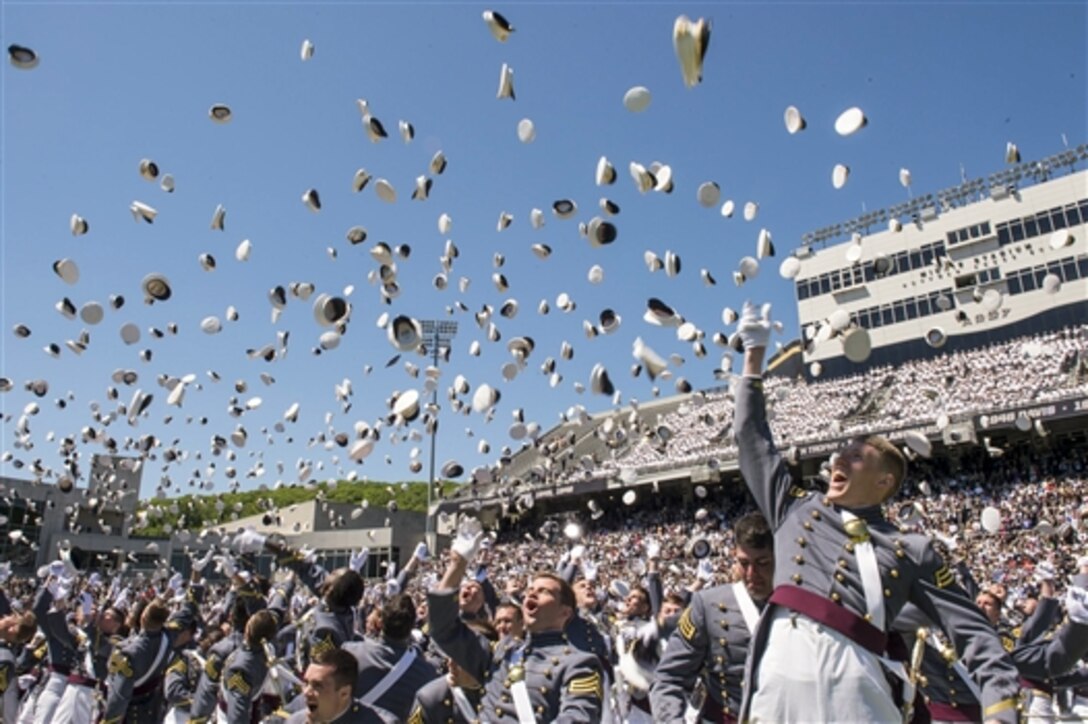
[736,339,794,527]
[650,593,709,723]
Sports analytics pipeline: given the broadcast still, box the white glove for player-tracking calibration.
[736,301,774,350]
[350,548,369,573]
[0,562,11,583]
[80,591,94,616]
[191,549,215,573]
[1066,586,1088,625]
[385,579,401,597]
[232,528,268,554]
[296,545,318,564]
[582,560,599,583]
[569,545,586,564]
[168,572,184,592]
[48,560,66,578]
[47,577,62,601]
[413,542,429,561]
[451,518,485,561]
[1035,561,1057,584]
[216,555,238,578]
[697,559,715,583]
[55,576,74,602]
[645,539,661,561]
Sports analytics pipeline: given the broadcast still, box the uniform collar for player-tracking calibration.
[525,629,566,648]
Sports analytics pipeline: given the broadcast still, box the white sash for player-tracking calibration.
[360,648,416,706]
[732,581,761,632]
[451,686,476,722]
[510,680,536,724]
[133,633,171,689]
[841,510,885,631]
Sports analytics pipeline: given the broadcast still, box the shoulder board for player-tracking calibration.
[569,671,603,698]
[166,657,188,677]
[311,632,336,658]
[787,485,810,498]
[226,670,251,696]
[108,649,134,678]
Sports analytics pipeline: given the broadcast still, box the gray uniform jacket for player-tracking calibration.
[191,630,244,722]
[734,375,1021,723]
[651,583,759,722]
[101,630,174,724]
[427,587,604,723]
[407,675,485,724]
[31,586,80,673]
[219,644,268,724]
[341,635,438,721]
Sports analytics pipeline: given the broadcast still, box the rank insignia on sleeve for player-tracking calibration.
[933,565,954,589]
[407,707,424,724]
[569,672,603,699]
[678,607,696,641]
[108,650,134,678]
[226,671,251,696]
[0,664,9,694]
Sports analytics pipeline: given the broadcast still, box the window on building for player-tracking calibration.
[1011,221,1025,242]
[1037,213,1052,235]
[905,299,918,320]
[997,225,1011,245]
[1007,275,1022,295]
[1024,217,1039,238]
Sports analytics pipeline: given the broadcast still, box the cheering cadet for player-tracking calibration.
[652,512,775,723]
[428,520,605,722]
[287,648,395,724]
[732,302,1021,724]
[341,593,437,720]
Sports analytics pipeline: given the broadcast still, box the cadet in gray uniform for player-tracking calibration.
[101,589,202,724]
[340,593,437,720]
[428,526,604,723]
[189,592,256,724]
[218,610,276,724]
[407,620,495,724]
[732,302,1021,724]
[286,648,396,724]
[0,608,36,724]
[652,512,775,724]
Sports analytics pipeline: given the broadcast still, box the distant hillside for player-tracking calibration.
[132,480,457,538]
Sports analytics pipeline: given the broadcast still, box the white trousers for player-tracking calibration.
[30,673,67,724]
[749,609,901,724]
[53,683,96,724]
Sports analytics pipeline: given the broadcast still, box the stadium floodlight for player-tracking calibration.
[420,320,458,538]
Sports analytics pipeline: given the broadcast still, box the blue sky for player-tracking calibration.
[2,2,1085,499]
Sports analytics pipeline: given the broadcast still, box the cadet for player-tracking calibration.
[287,648,396,724]
[101,592,200,724]
[407,620,496,724]
[0,609,36,724]
[218,610,277,723]
[428,524,605,722]
[189,590,260,724]
[732,302,1021,724]
[652,512,775,723]
[341,593,437,720]
[28,576,80,724]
